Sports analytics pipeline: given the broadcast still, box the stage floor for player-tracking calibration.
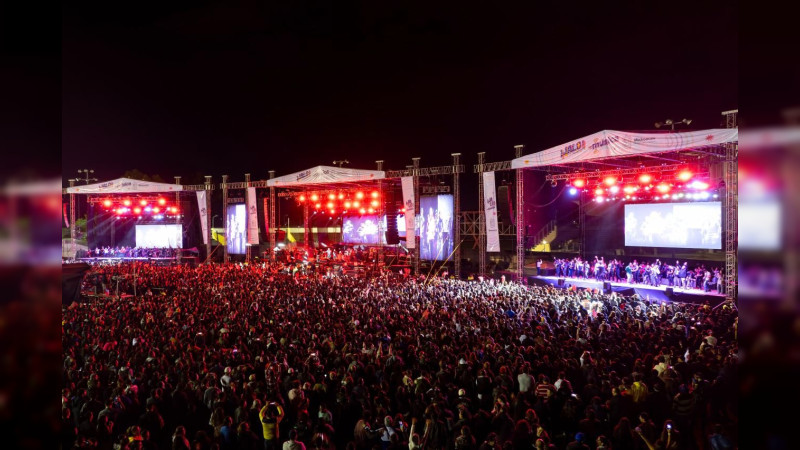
[529,275,725,305]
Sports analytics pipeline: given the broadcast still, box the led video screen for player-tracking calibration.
[135,224,183,248]
[226,204,247,254]
[739,199,781,251]
[342,215,383,244]
[419,195,454,260]
[624,202,721,249]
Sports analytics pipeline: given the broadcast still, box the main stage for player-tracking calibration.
[527,275,726,306]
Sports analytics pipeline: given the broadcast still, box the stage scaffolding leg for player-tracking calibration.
[245,173,251,262]
[204,176,212,262]
[723,110,738,302]
[376,160,384,273]
[304,199,310,250]
[477,152,486,278]
[515,145,526,284]
[69,179,77,258]
[269,171,276,262]
[175,176,182,264]
[222,175,229,263]
[413,157,421,276]
[452,153,461,279]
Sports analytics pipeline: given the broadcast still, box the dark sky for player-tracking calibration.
[62,1,737,186]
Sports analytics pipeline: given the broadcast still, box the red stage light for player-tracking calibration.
[116,208,124,215]
[329,210,335,215]
[677,170,693,181]
[310,194,319,202]
[370,200,379,207]
[595,188,604,196]
[359,208,366,214]
[656,184,671,193]
[572,179,586,188]
[315,203,322,209]
[153,207,161,213]
[603,176,617,186]
[344,201,352,208]
[638,174,652,184]
[299,194,306,202]
[338,193,344,200]
[623,186,636,194]
[158,197,166,205]
[327,202,334,209]
[353,201,360,208]
[327,193,334,201]
[140,199,148,206]
[123,199,132,206]
[371,191,379,198]
[133,207,142,214]
[368,208,374,214]
[356,192,364,199]
[103,199,112,208]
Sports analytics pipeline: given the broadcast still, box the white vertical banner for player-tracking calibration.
[196,191,209,245]
[483,171,500,252]
[246,187,259,244]
[401,176,416,249]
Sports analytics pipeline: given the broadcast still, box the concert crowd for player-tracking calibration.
[85,247,182,259]
[62,262,737,450]
[545,258,725,294]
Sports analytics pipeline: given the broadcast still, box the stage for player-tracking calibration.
[77,256,198,265]
[527,275,726,306]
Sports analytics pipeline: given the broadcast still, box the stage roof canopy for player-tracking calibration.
[64,177,184,194]
[267,165,385,187]
[511,129,738,169]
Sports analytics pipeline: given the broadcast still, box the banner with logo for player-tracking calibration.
[401,176,415,248]
[483,172,500,252]
[196,191,209,245]
[246,187,259,245]
[511,128,739,169]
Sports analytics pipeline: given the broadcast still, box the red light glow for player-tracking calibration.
[603,176,617,186]
[656,184,671,193]
[103,199,112,207]
[677,170,693,182]
[356,192,364,199]
[344,201,352,208]
[572,179,586,188]
[359,208,366,214]
[623,186,636,194]
[638,174,652,184]
[133,207,142,214]
[595,188,604,196]
[153,207,161,213]
[338,193,344,200]
[315,203,322,209]
[328,193,335,200]
[140,200,148,206]
[311,194,319,202]
[353,201,360,208]
[368,208,374,213]
[370,200,379,207]
[123,199,132,206]
[371,191,379,198]
[299,195,306,202]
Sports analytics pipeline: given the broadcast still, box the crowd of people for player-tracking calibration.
[85,247,181,259]
[544,258,725,293]
[63,262,737,450]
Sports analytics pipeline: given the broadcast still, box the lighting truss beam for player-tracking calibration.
[386,164,465,178]
[545,164,699,182]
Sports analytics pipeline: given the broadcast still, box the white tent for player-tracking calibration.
[511,129,738,169]
[64,177,184,194]
[267,165,385,187]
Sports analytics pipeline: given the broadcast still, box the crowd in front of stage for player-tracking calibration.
[63,262,737,450]
[543,257,725,293]
[86,247,182,259]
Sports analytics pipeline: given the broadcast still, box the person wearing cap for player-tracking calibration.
[566,432,590,449]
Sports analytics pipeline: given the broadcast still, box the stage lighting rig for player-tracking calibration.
[654,118,692,131]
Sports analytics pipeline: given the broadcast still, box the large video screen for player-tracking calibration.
[624,202,721,249]
[739,199,781,251]
[419,195,454,260]
[226,204,246,254]
[135,224,183,248]
[342,215,383,244]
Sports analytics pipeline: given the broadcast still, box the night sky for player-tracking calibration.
[62,1,737,187]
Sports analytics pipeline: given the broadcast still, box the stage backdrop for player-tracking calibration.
[483,172,500,252]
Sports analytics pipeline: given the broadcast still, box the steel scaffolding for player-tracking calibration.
[515,145,526,284]
[376,160,384,271]
[245,173,251,262]
[452,153,462,278]
[723,109,738,302]
[477,152,487,277]
[204,176,213,261]
[412,157,421,276]
[222,175,229,263]
[269,171,276,261]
